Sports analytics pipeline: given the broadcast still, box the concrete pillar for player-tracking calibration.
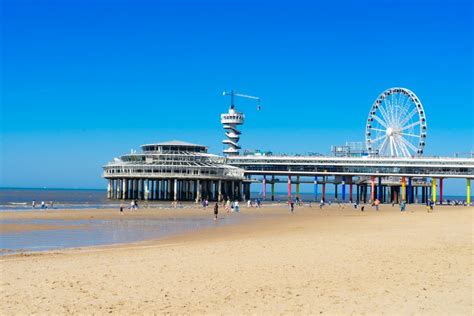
[177,180,181,200]
[401,177,406,202]
[161,179,165,200]
[467,179,471,205]
[262,176,267,200]
[107,180,112,199]
[237,181,242,201]
[364,184,368,203]
[186,180,190,201]
[378,177,383,202]
[314,176,318,202]
[144,180,149,200]
[322,176,326,202]
[136,179,141,200]
[116,179,121,199]
[196,179,201,202]
[201,180,207,200]
[271,176,275,201]
[287,176,292,200]
[134,179,139,200]
[187,179,194,201]
[334,184,338,199]
[349,177,353,202]
[156,180,160,200]
[166,179,171,200]
[128,179,132,199]
[439,178,443,204]
[173,179,178,201]
[342,176,346,201]
[245,182,252,200]
[218,180,222,202]
[122,179,127,200]
[296,176,300,199]
[432,178,437,203]
[150,180,154,200]
[407,177,412,204]
[370,176,375,202]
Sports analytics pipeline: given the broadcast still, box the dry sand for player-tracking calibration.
[0,204,472,314]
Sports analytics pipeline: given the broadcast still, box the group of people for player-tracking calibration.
[32,200,53,209]
[212,198,241,220]
[118,199,139,213]
[247,198,262,208]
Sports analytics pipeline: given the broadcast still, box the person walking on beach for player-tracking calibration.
[41,201,46,209]
[233,201,240,212]
[32,200,36,208]
[225,199,231,212]
[400,201,406,212]
[213,203,219,220]
[49,201,54,209]
[289,200,295,213]
[319,199,324,209]
[120,202,124,214]
[375,199,380,211]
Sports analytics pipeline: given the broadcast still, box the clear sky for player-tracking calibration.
[1,0,472,193]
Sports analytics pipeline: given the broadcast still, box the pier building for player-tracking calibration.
[103,141,244,201]
[103,88,473,204]
[104,144,474,204]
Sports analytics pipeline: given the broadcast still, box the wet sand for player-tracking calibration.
[0,223,87,233]
[0,204,472,314]
[0,207,215,221]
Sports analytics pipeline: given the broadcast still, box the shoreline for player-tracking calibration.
[0,203,472,256]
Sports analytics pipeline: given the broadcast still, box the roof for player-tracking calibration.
[141,140,207,148]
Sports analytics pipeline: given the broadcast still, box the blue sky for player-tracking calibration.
[1,0,472,193]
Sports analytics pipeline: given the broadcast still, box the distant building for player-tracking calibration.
[331,141,377,157]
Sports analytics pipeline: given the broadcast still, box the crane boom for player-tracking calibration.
[223,90,261,109]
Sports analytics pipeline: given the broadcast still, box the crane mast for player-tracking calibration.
[223,90,261,110]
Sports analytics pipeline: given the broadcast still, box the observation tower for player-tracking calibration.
[220,90,260,156]
[221,107,244,156]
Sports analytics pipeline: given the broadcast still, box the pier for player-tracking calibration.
[229,155,473,204]
[103,88,473,204]
[104,146,473,204]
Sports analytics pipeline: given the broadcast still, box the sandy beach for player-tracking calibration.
[0,204,472,314]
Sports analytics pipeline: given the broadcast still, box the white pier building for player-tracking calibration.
[103,141,243,201]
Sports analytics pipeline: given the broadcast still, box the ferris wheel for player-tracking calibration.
[366,87,427,157]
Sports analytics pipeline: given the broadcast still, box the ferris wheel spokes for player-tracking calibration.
[366,87,427,158]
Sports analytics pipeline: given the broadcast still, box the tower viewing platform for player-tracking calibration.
[221,108,244,155]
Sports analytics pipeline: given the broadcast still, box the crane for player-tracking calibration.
[223,90,261,110]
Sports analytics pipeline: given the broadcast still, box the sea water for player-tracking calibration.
[0,188,467,211]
